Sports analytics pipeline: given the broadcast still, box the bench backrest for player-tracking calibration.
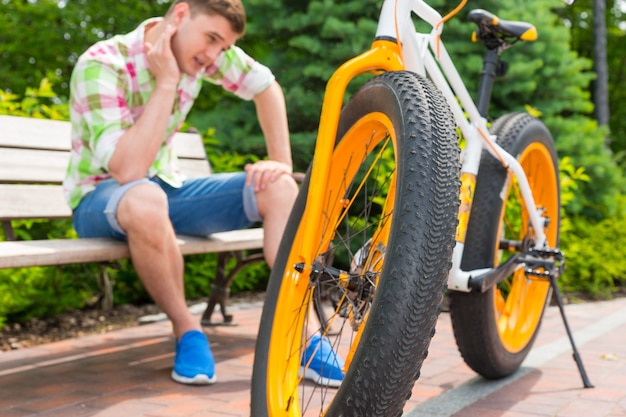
[0,115,211,221]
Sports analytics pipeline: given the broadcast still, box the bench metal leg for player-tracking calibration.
[201,251,265,326]
[95,262,119,311]
[2,221,15,241]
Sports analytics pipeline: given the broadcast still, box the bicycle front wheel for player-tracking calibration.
[251,71,460,417]
[450,112,560,378]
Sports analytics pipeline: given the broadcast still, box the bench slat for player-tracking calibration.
[0,229,264,269]
[172,132,209,159]
[178,159,213,179]
[0,151,211,183]
[0,148,69,183]
[0,155,213,219]
[0,115,207,159]
[0,159,216,219]
[0,115,70,151]
[0,185,71,220]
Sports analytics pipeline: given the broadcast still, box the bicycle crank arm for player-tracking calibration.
[467,254,521,292]
[468,247,565,293]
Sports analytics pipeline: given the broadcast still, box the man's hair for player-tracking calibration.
[167,0,246,35]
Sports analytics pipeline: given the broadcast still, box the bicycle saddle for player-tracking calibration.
[468,9,537,46]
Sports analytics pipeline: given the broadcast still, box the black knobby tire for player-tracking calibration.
[251,71,460,416]
[449,112,560,378]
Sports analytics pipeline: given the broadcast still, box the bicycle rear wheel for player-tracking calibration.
[450,112,560,378]
[251,71,460,417]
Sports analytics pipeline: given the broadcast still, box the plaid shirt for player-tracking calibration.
[63,18,275,209]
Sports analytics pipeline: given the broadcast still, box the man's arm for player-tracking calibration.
[108,24,180,184]
[245,80,294,192]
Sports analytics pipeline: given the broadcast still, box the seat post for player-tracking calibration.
[476,47,501,118]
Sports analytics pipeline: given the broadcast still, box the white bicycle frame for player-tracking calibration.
[376,0,549,292]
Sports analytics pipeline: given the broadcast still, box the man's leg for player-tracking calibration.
[255,174,298,268]
[116,183,216,385]
[116,183,200,339]
[73,178,215,385]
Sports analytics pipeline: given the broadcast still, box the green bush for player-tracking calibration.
[559,160,626,299]
[0,265,100,328]
[0,219,101,328]
[0,78,68,119]
[559,210,626,299]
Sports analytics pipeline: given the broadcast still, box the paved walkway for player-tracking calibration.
[1,296,625,417]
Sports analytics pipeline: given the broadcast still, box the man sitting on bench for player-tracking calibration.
[63,0,344,387]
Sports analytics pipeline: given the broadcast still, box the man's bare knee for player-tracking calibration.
[257,174,298,217]
[117,184,169,233]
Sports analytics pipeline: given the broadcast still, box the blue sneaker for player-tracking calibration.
[171,330,217,385]
[299,334,345,387]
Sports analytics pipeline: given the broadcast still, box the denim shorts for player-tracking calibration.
[72,173,261,240]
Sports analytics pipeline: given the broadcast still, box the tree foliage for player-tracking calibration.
[0,0,170,95]
[555,0,626,161]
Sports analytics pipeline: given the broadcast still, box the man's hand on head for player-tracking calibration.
[245,160,293,192]
[145,24,180,89]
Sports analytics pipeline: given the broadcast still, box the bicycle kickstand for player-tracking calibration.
[548,273,594,388]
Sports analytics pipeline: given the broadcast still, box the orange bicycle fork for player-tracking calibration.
[297,39,405,270]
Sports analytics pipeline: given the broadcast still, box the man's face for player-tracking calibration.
[171,11,240,76]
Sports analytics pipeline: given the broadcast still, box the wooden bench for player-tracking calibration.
[0,114,265,326]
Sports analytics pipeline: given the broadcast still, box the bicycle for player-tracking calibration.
[251,1,587,416]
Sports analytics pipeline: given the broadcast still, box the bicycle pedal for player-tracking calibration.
[520,248,565,280]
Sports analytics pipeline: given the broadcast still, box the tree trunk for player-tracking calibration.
[593,0,610,147]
